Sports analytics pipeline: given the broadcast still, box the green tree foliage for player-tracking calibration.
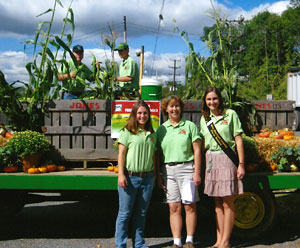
[201,7,300,100]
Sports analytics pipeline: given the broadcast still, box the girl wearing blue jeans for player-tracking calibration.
[115,100,157,248]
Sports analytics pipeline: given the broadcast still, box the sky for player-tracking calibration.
[0,0,291,85]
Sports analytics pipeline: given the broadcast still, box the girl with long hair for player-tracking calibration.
[115,100,157,248]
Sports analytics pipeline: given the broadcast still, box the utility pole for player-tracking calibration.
[169,59,180,92]
[123,16,127,43]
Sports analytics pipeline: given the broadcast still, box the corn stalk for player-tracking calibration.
[1,0,75,131]
[174,7,257,135]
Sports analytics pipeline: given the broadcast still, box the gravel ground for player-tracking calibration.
[0,191,299,248]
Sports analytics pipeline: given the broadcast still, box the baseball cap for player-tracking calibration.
[73,45,84,53]
[114,42,129,51]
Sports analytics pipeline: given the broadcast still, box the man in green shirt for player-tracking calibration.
[58,45,94,99]
[114,42,140,100]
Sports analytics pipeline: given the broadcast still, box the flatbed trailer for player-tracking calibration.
[0,99,299,238]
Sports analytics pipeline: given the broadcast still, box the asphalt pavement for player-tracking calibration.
[0,191,300,248]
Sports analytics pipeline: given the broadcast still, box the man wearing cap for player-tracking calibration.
[115,42,140,99]
[58,45,94,99]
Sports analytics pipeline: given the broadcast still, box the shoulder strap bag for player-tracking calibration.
[206,119,239,167]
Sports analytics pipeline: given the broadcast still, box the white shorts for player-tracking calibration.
[162,161,199,204]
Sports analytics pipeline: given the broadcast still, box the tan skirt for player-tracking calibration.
[204,152,243,197]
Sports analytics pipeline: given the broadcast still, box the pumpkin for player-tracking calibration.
[107,166,115,172]
[3,166,18,173]
[4,132,13,139]
[245,163,258,173]
[57,165,66,171]
[269,163,278,171]
[38,167,48,173]
[46,164,57,172]
[274,133,284,139]
[28,167,40,174]
[283,135,293,141]
[114,167,119,173]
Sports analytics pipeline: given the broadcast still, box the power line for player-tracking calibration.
[150,0,165,76]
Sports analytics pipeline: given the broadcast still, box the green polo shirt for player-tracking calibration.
[118,128,157,172]
[59,60,93,93]
[200,109,243,151]
[119,56,139,90]
[157,119,201,163]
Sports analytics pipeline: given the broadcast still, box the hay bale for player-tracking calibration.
[253,136,300,164]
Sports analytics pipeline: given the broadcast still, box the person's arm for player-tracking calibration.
[117,76,133,82]
[58,72,76,81]
[192,139,201,186]
[117,143,128,188]
[235,134,245,179]
[153,149,164,189]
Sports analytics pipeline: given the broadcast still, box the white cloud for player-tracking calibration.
[0,0,291,85]
[0,51,30,83]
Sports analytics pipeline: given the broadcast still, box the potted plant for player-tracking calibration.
[3,130,52,171]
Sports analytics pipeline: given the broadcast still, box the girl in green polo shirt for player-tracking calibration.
[114,100,157,248]
[157,95,201,248]
[200,86,245,248]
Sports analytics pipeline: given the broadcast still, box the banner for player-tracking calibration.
[111,100,161,139]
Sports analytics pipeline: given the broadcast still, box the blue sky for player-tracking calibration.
[0,0,290,84]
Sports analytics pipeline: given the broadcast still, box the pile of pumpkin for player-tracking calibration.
[3,164,66,174]
[107,164,119,173]
[25,164,66,174]
[257,128,294,140]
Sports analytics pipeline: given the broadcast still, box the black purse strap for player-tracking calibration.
[206,119,239,167]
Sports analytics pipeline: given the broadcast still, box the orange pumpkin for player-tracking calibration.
[38,167,48,173]
[245,163,258,173]
[28,167,40,174]
[274,133,284,139]
[3,166,18,173]
[107,166,115,172]
[269,163,278,171]
[114,167,119,173]
[283,135,293,141]
[57,165,66,171]
[4,132,13,139]
[46,164,57,172]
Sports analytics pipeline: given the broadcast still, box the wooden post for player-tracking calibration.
[139,46,144,94]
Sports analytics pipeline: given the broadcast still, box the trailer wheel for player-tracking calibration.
[0,190,27,218]
[233,189,277,239]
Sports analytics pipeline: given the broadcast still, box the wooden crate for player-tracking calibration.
[252,100,295,130]
[43,100,117,168]
[0,100,296,166]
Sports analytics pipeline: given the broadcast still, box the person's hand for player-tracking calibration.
[156,174,164,189]
[118,174,128,188]
[237,164,245,180]
[70,72,76,79]
[193,173,201,187]
[95,61,101,68]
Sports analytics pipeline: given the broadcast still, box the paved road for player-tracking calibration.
[0,191,299,248]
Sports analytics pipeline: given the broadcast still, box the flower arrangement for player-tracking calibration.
[3,130,51,158]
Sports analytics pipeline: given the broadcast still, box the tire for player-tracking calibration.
[0,190,27,218]
[233,189,277,239]
[293,110,300,131]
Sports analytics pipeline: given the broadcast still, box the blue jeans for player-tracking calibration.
[115,173,154,248]
[63,92,79,99]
